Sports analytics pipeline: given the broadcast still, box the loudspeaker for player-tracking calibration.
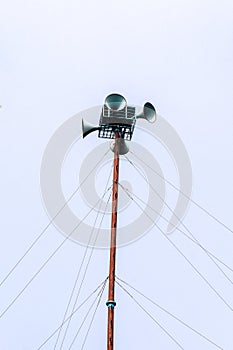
[136,102,156,123]
[110,138,129,155]
[82,119,100,138]
[105,93,127,111]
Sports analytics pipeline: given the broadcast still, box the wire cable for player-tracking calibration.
[118,182,233,313]
[54,162,113,349]
[143,173,233,286]
[66,283,105,350]
[123,157,233,286]
[0,186,112,319]
[69,278,107,349]
[36,278,108,350]
[116,276,224,350]
[58,190,112,349]
[0,149,110,289]
[116,280,185,349]
[175,232,233,275]
[120,182,233,276]
[79,281,106,350]
[129,151,233,236]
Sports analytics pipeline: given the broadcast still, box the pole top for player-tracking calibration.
[82,93,157,141]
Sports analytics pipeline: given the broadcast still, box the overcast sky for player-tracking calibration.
[1,0,233,349]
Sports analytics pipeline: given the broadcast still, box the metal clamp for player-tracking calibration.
[106,300,116,308]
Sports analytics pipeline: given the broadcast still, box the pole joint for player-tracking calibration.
[106,300,117,308]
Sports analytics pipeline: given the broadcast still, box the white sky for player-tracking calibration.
[1,0,233,349]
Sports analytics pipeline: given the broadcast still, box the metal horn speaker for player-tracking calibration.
[136,102,157,123]
[82,119,100,138]
[110,138,129,155]
[105,93,127,111]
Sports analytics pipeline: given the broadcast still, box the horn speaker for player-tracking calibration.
[82,119,100,138]
[136,102,156,123]
[105,93,127,111]
[110,138,129,155]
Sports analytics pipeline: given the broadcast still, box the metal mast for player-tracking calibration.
[106,132,119,350]
[82,93,156,350]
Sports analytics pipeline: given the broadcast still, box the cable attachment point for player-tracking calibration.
[106,300,116,308]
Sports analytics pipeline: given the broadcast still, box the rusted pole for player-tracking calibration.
[106,131,120,350]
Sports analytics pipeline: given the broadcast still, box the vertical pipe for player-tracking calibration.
[107,132,120,350]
